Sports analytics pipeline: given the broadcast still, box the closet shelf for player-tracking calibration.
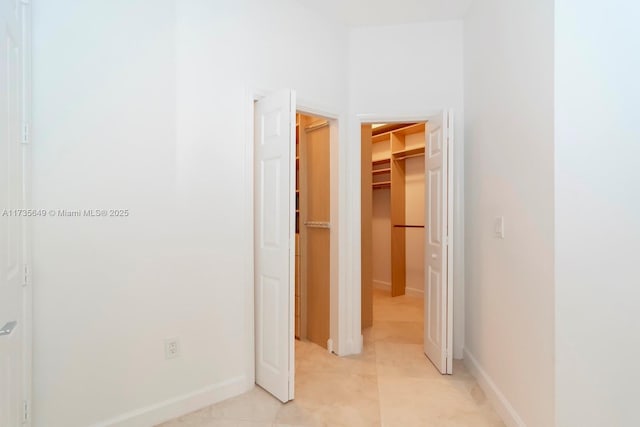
[392,146,425,160]
[372,168,391,175]
[372,158,391,166]
[372,133,392,144]
[372,181,391,189]
[391,122,425,136]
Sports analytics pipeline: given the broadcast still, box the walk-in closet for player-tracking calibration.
[361,122,427,326]
[295,113,331,349]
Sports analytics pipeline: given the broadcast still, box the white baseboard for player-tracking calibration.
[93,375,248,427]
[373,280,424,298]
[463,349,526,427]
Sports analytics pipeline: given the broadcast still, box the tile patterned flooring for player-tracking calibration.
[159,288,504,427]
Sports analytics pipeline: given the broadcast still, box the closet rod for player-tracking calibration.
[304,221,331,229]
[305,120,329,132]
[393,225,425,228]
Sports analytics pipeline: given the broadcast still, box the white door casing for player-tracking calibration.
[424,111,453,374]
[0,0,29,424]
[254,90,295,402]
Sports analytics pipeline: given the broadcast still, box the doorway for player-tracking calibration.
[252,90,336,403]
[295,113,331,349]
[360,114,454,374]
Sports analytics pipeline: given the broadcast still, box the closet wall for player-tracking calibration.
[371,189,391,287]
[404,133,426,294]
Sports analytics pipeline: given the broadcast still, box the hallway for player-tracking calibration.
[160,289,503,426]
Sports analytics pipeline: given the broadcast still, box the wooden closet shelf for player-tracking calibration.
[391,122,425,136]
[372,133,392,144]
[372,168,391,175]
[392,146,425,160]
[372,122,425,142]
[372,123,417,136]
[372,158,391,166]
[372,181,391,189]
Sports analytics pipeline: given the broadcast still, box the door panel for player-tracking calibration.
[423,111,453,374]
[0,0,26,423]
[254,90,295,402]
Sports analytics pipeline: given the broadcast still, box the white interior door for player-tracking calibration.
[424,110,454,374]
[254,90,296,402]
[0,0,29,424]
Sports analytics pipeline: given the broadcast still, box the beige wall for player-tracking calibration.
[372,189,391,286]
[32,0,349,425]
[464,0,555,425]
[404,156,425,294]
[555,1,640,425]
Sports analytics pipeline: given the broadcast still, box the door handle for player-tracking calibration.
[431,254,437,259]
[0,321,17,337]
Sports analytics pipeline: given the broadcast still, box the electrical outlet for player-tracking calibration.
[164,338,180,359]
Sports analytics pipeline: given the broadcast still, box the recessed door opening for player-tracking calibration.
[253,90,335,404]
[361,115,453,375]
[295,112,331,350]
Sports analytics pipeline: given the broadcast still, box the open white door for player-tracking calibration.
[254,90,296,402]
[424,110,454,374]
[0,0,30,424]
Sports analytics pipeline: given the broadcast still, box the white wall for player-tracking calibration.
[555,1,640,425]
[463,0,555,426]
[348,21,465,357]
[32,1,348,425]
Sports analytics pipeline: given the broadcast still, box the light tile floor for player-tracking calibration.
[159,288,504,427]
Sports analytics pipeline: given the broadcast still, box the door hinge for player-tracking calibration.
[22,400,29,423]
[22,264,30,286]
[21,122,30,144]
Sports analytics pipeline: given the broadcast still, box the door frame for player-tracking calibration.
[351,110,464,359]
[1,0,33,423]
[244,87,341,391]
[22,1,33,424]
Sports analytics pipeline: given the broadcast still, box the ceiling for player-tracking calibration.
[298,0,473,27]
